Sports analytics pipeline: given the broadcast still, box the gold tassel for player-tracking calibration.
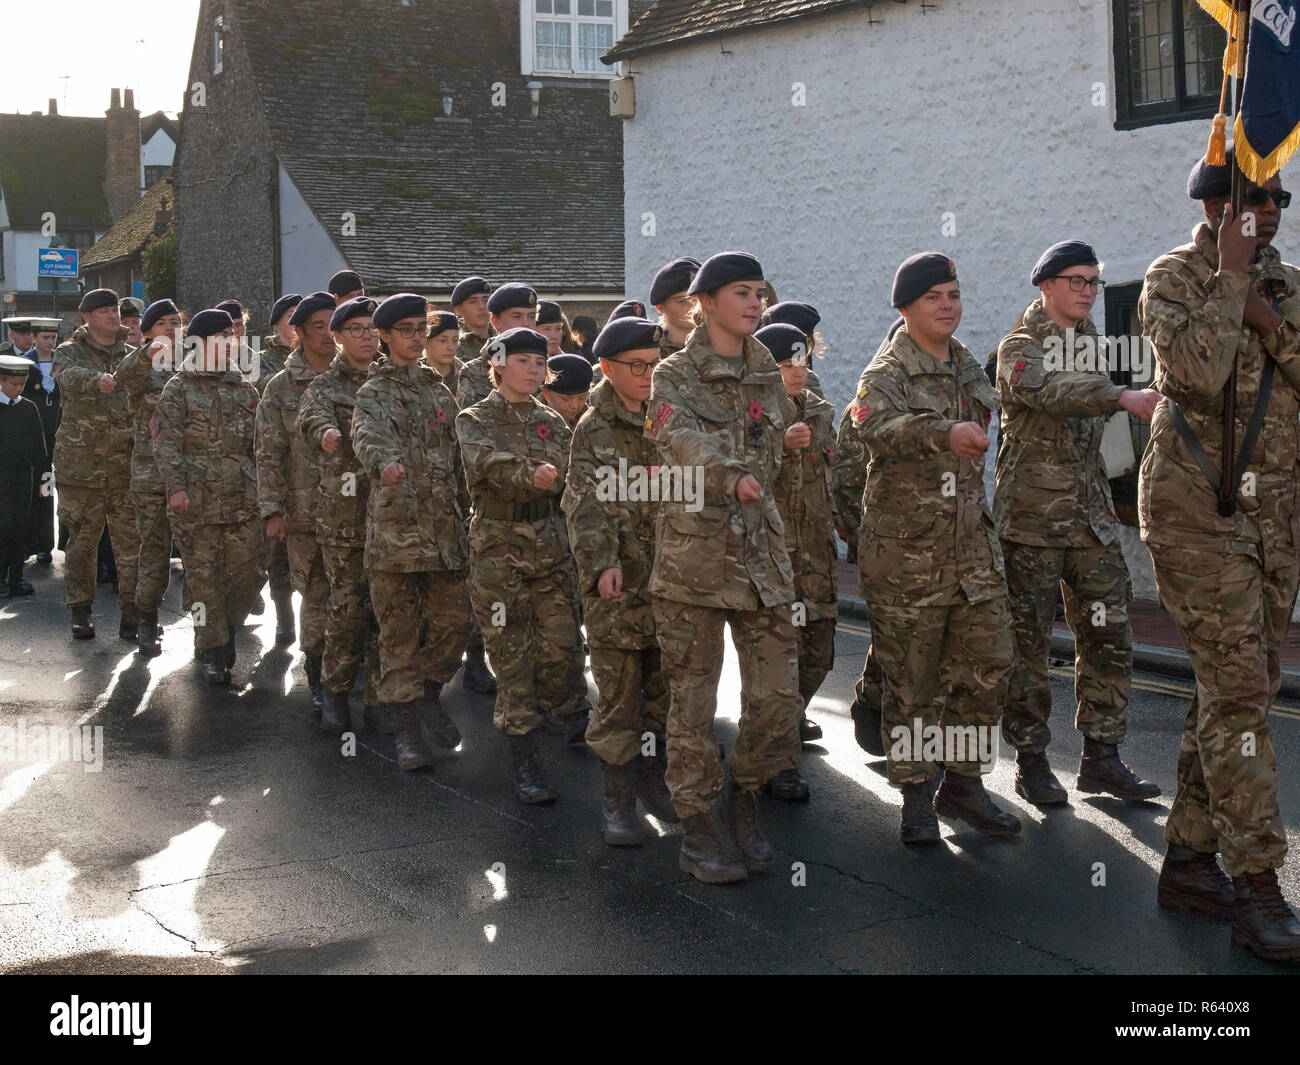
[1205,2,1237,166]
[1206,113,1228,165]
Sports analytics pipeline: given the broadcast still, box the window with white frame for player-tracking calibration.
[522,0,627,78]
[213,15,225,75]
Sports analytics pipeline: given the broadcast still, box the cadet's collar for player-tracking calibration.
[683,327,782,385]
[591,377,644,425]
[890,327,960,374]
[331,351,371,379]
[1020,298,1097,341]
[71,323,124,357]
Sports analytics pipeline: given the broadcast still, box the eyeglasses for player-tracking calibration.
[343,324,377,338]
[1244,187,1292,209]
[605,357,659,377]
[388,324,431,339]
[1054,275,1105,292]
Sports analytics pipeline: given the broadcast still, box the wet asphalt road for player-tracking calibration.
[1,557,1298,975]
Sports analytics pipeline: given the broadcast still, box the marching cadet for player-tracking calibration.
[457,282,538,410]
[609,300,647,322]
[536,299,566,356]
[854,253,1019,844]
[541,354,592,429]
[119,299,143,348]
[20,318,61,564]
[297,296,383,734]
[215,300,247,339]
[260,293,301,386]
[151,309,264,685]
[756,322,838,791]
[0,354,46,596]
[650,256,700,357]
[424,309,464,393]
[352,294,469,770]
[328,270,365,304]
[646,251,804,885]
[995,240,1161,806]
[257,291,334,713]
[457,327,586,803]
[115,299,183,656]
[563,316,675,843]
[1141,150,1300,958]
[52,288,141,641]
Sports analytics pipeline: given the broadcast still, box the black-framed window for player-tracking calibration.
[1113,0,1225,129]
[144,165,171,187]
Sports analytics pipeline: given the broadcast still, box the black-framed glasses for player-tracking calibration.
[604,357,658,377]
[1054,275,1105,292]
[342,324,377,338]
[389,324,431,339]
[1245,187,1291,209]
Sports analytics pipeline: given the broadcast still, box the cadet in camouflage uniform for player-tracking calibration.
[563,317,675,844]
[256,291,333,713]
[541,354,592,429]
[646,252,804,885]
[1142,152,1300,959]
[297,297,383,735]
[995,240,1162,807]
[650,256,701,358]
[855,253,1019,844]
[352,294,470,771]
[759,301,828,400]
[458,326,586,804]
[52,288,141,641]
[151,310,264,684]
[424,309,465,394]
[114,299,182,656]
[456,277,525,412]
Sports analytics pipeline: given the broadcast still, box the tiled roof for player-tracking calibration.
[0,114,110,229]
[81,177,173,269]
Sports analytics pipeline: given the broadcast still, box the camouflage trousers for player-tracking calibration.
[132,492,173,612]
[586,642,669,765]
[261,537,292,601]
[1001,539,1132,755]
[172,519,264,652]
[370,567,470,705]
[469,558,584,736]
[869,594,1012,785]
[652,597,802,819]
[797,616,836,708]
[319,540,381,701]
[1150,542,1294,877]
[852,634,885,712]
[286,530,327,656]
[58,482,139,610]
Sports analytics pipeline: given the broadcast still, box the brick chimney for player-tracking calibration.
[48,98,57,116]
[105,87,141,222]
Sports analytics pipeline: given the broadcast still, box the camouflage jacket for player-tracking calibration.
[561,378,657,649]
[994,299,1127,548]
[115,340,180,496]
[456,390,573,578]
[251,336,292,395]
[832,339,891,545]
[773,388,839,618]
[1138,222,1300,566]
[853,327,1005,607]
[51,325,133,488]
[644,327,796,610]
[255,352,325,531]
[433,355,465,397]
[455,330,492,410]
[151,367,260,524]
[297,352,373,546]
[352,358,468,574]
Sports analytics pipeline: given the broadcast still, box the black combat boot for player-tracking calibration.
[850,697,884,756]
[1077,738,1161,800]
[320,689,352,735]
[204,646,231,686]
[393,705,435,771]
[900,778,942,843]
[136,610,162,657]
[508,732,556,805]
[1158,844,1234,919]
[462,634,497,695]
[272,593,295,646]
[419,681,462,749]
[118,602,139,640]
[1014,751,1068,806]
[716,775,773,872]
[365,704,396,735]
[637,737,679,822]
[601,761,649,846]
[678,812,747,885]
[304,652,324,716]
[70,604,95,640]
[1230,869,1300,960]
[562,702,591,749]
[764,768,811,802]
[7,555,33,596]
[935,772,1022,836]
[799,715,822,743]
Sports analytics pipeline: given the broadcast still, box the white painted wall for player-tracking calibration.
[278,163,349,297]
[141,127,176,185]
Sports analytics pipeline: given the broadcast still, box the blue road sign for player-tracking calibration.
[36,248,78,278]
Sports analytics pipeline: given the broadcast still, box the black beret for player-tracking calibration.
[289,291,336,326]
[547,353,593,394]
[487,283,538,315]
[186,309,234,339]
[593,316,662,361]
[536,299,563,325]
[754,323,810,365]
[428,310,459,338]
[688,251,764,296]
[891,252,958,309]
[269,293,303,326]
[330,296,378,332]
[650,256,701,305]
[887,315,905,340]
[373,293,428,330]
[487,327,549,364]
[327,269,364,296]
[140,299,179,333]
[215,299,243,319]
[78,288,119,313]
[1188,146,1234,200]
[760,300,820,336]
[609,300,647,321]
[451,276,493,306]
[1030,240,1099,285]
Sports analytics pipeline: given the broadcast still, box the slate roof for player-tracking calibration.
[141,111,179,146]
[604,0,887,61]
[0,114,110,229]
[81,177,173,270]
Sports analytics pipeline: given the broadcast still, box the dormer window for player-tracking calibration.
[521,0,627,78]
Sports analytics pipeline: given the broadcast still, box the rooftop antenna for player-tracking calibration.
[57,75,70,106]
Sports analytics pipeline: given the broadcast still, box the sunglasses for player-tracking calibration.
[1244,187,1291,208]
